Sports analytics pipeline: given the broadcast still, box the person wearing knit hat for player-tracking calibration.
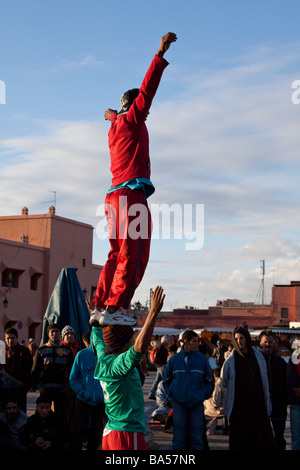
[221,322,276,450]
[61,325,79,358]
[91,285,165,450]
[61,325,75,338]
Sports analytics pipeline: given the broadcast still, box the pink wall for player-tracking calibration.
[0,207,102,343]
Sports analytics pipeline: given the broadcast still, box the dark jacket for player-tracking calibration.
[20,409,67,450]
[262,351,288,416]
[3,343,33,392]
[31,341,74,390]
[154,343,169,367]
[212,345,227,366]
[287,356,300,406]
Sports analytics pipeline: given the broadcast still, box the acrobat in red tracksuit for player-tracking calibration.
[94,54,169,311]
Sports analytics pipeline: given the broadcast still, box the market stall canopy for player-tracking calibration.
[134,327,183,336]
[40,267,90,349]
[250,328,300,337]
[194,328,236,335]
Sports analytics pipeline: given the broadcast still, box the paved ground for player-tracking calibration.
[27,370,293,451]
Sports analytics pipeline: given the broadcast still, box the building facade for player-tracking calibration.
[136,284,300,331]
[272,281,300,325]
[1,206,299,343]
[0,207,102,343]
[136,304,273,330]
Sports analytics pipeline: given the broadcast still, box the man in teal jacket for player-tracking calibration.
[91,286,165,450]
[69,332,105,450]
[163,330,214,450]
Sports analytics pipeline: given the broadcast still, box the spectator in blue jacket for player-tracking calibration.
[163,330,213,450]
[69,332,105,450]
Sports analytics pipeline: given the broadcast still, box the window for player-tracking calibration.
[29,268,43,291]
[30,273,39,291]
[281,308,288,318]
[1,268,23,288]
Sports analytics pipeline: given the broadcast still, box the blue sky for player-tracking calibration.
[1,0,300,310]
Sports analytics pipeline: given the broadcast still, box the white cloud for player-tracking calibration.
[0,120,109,220]
[22,54,107,79]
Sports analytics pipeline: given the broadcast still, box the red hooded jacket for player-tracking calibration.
[107,54,169,188]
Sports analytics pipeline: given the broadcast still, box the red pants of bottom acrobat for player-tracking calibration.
[94,188,152,310]
[102,430,148,450]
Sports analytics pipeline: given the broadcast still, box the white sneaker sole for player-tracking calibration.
[89,309,104,326]
[100,310,137,327]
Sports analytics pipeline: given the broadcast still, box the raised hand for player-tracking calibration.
[157,32,177,58]
[150,285,165,315]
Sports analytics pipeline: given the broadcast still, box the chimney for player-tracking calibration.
[21,234,29,244]
[49,205,56,215]
[22,207,28,215]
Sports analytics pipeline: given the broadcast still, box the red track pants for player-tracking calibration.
[94,188,152,310]
[102,430,148,450]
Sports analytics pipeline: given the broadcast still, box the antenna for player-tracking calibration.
[260,259,265,306]
[42,191,57,208]
[254,260,265,305]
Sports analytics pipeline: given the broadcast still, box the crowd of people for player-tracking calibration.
[0,324,105,450]
[1,317,300,451]
[148,324,300,451]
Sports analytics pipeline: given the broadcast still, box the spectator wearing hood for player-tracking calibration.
[69,332,105,450]
[221,322,275,450]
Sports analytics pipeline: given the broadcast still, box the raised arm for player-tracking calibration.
[134,286,165,354]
